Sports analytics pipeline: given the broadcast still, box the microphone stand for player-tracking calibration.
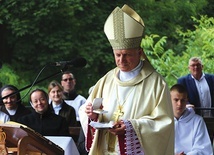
[0,65,68,102]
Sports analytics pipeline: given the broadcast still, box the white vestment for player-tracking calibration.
[79,60,174,155]
[0,111,10,123]
[174,108,213,155]
[65,95,86,121]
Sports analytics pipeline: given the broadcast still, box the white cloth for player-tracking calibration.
[119,60,143,81]
[52,102,62,115]
[65,95,86,121]
[45,136,80,155]
[6,108,16,115]
[174,108,213,155]
[192,73,212,117]
[0,111,10,123]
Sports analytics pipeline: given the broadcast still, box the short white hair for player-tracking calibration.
[188,57,202,66]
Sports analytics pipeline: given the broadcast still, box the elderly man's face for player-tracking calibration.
[113,48,142,72]
[188,60,203,79]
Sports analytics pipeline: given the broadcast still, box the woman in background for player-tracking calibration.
[18,88,69,136]
[48,80,76,127]
[0,85,31,122]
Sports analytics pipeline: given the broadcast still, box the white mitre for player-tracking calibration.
[104,4,145,49]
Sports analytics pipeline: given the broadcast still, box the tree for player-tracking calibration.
[0,0,213,98]
[142,15,214,88]
[0,0,131,97]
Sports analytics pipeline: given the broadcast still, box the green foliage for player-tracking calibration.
[142,35,181,86]
[177,15,214,73]
[0,0,214,97]
[0,64,20,86]
[0,0,127,97]
[0,64,33,104]
[136,0,207,41]
[142,15,214,88]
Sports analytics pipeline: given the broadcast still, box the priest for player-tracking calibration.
[79,4,174,155]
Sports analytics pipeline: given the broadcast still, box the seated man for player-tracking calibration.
[170,84,213,155]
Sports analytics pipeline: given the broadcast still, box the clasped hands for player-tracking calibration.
[85,102,125,135]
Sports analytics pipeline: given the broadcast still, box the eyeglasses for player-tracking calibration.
[62,78,73,82]
[189,64,202,68]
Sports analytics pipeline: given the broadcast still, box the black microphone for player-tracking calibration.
[51,57,87,68]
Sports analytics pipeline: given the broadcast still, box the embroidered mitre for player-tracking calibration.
[104,4,145,50]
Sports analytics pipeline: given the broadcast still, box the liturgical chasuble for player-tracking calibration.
[79,60,174,155]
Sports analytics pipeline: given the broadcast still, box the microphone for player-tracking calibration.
[51,57,87,68]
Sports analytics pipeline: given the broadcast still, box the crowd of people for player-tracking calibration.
[0,71,87,154]
[1,4,214,155]
[0,71,85,126]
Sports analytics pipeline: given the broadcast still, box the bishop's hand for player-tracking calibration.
[85,103,98,121]
[109,120,126,135]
